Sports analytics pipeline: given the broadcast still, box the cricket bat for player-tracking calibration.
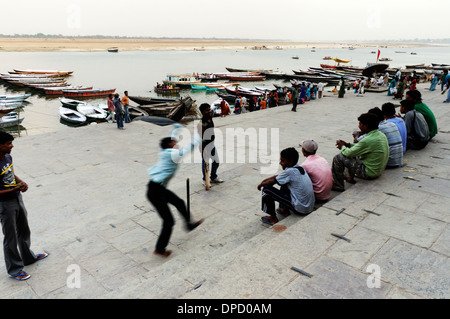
[204,162,211,190]
[186,178,190,215]
[442,87,449,95]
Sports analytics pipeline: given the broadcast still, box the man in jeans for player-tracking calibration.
[0,131,48,280]
[332,113,389,191]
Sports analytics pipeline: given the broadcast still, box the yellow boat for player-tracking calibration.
[332,58,351,64]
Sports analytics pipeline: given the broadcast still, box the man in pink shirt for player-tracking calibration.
[300,140,334,201]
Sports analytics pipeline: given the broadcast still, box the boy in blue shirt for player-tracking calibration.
[147,124,204,257]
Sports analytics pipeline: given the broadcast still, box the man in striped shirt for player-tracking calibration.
[368,107,404,168]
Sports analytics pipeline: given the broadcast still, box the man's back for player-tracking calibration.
[378,120,403,167]
[387,117,407,153]
[275,165,315,214]
[405,110,429,142]
[301,155,333,201]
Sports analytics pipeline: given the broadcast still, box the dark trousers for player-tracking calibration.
[291,99,298,111]
[116,112,124,128]
[0,196,37,276]
[146,181,190,253]
[202,146,219,181]
[261,185,295,217]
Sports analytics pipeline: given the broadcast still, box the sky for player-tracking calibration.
[1,0,449,42]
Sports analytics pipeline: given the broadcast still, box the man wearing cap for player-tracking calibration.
[300,140,334,201]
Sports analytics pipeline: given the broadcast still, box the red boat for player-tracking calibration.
[43,86,93,95]
[62,88,115,97]
[320,64,336,69]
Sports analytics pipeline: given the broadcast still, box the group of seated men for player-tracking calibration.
[257,89,438,225]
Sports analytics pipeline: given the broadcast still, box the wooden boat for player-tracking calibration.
[2,77,67,85]
[333,58,351,64]
[26,82,71,88]
[0,101,24,113]
[42,86,93,95]
[108,47,119,53]
[320,64,336,69]
[162,74,201,88]
[225,67,271,73]
[190,82,231,90]
[133,116,177,126]
[223,73,265,81]
[0,94,31,101]
[1,73,62,79]
[405,64,425,69]
[215,91,238,103]
[58,106,87,124]
[259,70,286,79]
[0,100,23,107]
[137,96,195,122]
[12,69,73,76]
[0,112,24,128]
[62,88,115,97]
[224,86,263,99]
[128,96,177,105]
[284,74,340,85]
[76,103,108,121]
[59,97,89,108]
[154,86,180,95]
[128,106,149,118]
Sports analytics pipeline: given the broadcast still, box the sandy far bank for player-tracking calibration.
[0,37,437,52]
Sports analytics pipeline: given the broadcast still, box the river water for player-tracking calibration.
[0,45,449,135]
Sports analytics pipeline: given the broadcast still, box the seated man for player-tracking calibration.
[368,107,403,168]
[257,147,315,225]
[382,102,407,154]
[300,140,334,201]
[405,90,437,139]
[399,99,429,150]
[332,113,389,191]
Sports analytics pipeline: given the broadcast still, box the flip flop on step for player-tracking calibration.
[260,216,277,226]
[36,253,49,261]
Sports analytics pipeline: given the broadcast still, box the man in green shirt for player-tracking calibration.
[332,113,389,191]
[406,90,437,138]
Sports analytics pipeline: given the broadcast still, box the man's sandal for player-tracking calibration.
[36,253,49,261]
[9,271,31,281]
[260,216,277,226]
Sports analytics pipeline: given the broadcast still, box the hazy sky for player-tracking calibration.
[1,0,449,41]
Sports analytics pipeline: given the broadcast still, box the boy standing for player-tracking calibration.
[0,132,48,280]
